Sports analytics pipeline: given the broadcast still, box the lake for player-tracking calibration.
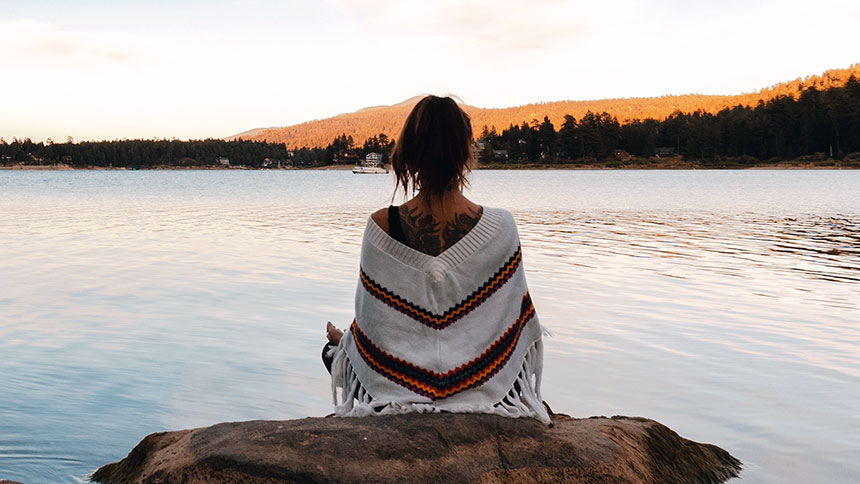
[0,169,858,483]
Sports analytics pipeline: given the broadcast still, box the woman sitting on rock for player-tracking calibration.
[324,95,550,424]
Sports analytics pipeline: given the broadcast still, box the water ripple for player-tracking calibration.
[0,170,858,484]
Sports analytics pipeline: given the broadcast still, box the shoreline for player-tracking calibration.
[1,162,858,171]
[475,162,860,170]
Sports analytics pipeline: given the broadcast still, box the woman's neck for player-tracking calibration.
[411,189,464,209]
[398,189,483,256]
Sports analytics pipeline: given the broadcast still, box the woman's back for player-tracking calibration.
[333,205,549,423]
[326,94,549,424]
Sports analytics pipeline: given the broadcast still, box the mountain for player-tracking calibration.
[224,127,275,141]
[233,64,860,149]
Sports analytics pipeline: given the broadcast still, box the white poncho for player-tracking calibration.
[331,207,550,424]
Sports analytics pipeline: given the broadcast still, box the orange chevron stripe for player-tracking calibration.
[350,294,535,400]
[360,247,522,329]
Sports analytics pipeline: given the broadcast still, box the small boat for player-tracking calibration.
[352,155,389,174]
[352,164,389,174]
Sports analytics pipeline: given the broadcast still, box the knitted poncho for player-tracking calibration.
[330,207,550,424]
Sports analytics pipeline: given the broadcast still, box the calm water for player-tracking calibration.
[0,170,858,484]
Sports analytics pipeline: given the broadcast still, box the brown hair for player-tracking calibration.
[391,95,474,200]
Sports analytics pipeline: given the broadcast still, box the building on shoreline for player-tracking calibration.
[334,150,360,164]
[365,152,382,164]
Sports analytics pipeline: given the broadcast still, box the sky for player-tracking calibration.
[2,0,859,142]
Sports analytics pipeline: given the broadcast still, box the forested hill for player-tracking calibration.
[237,64,860,149]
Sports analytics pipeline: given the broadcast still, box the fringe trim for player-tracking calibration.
[331,338,551,425]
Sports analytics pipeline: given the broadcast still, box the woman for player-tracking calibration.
[324,95,550,424]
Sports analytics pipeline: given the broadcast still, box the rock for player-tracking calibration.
[0,480,26,484]
[92,413,741,484]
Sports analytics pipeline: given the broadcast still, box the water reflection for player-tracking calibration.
[520,211,860,297]
[0,170,858,484]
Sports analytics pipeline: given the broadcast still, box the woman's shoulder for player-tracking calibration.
[370,207,390,235]
[481,206,517,231]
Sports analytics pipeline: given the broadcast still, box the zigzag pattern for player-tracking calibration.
[351,293,535,400]
[359,246,522,330]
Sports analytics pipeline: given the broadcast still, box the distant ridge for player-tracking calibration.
[356,95,428,113]
[224,127,274,141]
[234,64,860,149]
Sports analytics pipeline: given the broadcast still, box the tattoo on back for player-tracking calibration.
[398,205,483,256]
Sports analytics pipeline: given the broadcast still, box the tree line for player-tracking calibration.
[0,133,394,168]
[244,64,860,149]
[0,138,292,168]
[476,77,860,167]
[2,78,859,169]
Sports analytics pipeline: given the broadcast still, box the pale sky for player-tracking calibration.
[2,0,858,142]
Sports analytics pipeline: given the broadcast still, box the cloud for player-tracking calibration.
[0,19,148,68]
[4,0,859,141]
[325,0,591,52]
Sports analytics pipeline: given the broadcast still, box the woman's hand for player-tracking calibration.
[326,321,343,345]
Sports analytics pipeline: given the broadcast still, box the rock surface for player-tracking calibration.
[92,413,741,484]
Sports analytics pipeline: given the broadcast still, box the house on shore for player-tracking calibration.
[334,150,360,164]
[472,141,486,161]
[365,152,382,165]
[263,158,292,168]
[654,147,678,158]
[613,149,631,161]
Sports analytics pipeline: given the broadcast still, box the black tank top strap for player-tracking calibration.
[388,205,409,247]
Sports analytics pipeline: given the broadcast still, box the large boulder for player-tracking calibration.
[92,413,741,484]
